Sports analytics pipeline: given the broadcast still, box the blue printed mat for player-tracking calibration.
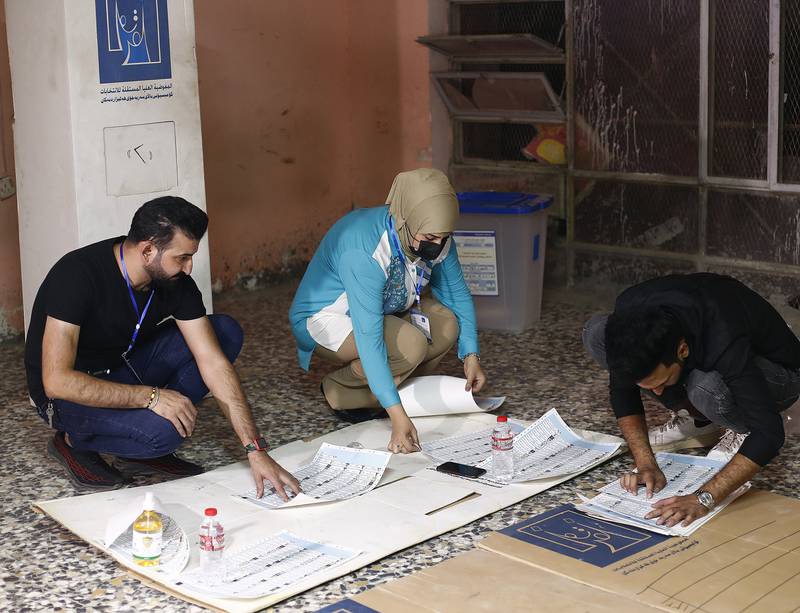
[499,504,669,568]
[316,598,380,613]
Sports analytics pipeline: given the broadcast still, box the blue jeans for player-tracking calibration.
[39,314,244,458]
[582,313,800,432]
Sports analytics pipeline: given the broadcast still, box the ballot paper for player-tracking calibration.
[399,375,506,417]
[103,493,190,578]
[237,443,391,509]
[422,409,620,483]
[109,514,190,578]
[477,409,621,483]
[421,421,526,466]
[576,452,752,536]
[173,531,358,599]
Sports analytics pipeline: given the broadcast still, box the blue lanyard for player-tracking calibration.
[388,217,425,306]
[120,242,154,355]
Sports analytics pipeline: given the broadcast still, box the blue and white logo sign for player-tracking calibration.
[500,505,668,568]
[95,0,172,83]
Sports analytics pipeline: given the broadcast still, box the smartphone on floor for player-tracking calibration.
[435,461,487,479]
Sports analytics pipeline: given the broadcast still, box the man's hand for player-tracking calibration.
[620,465,666,498]
[646,494,709,527]
[151,389,198,437]
[248,452,301,501]
[386,404,420,454]
[464,355,486,393]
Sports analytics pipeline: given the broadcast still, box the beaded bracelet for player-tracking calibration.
[462,352,481,363]
[145,386,159,409]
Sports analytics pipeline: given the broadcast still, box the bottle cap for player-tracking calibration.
[204,507,218,517]
[497,415,508,422]
[143,492,156,511]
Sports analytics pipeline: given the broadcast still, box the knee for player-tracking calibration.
[142,418,184,458]
[582,313,609,369]
[395,324,429,368]
[686,370,742,429]
[210,314,244,363]
[436,307,460,347]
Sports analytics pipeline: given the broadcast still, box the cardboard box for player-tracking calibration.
[321,548,661,612]
[478,490,800,613]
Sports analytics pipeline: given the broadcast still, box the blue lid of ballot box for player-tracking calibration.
[457,191,553,215]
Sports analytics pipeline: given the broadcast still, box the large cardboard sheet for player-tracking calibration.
[35,413,622,613]
[479,489,800,613]
[324,549,662,613]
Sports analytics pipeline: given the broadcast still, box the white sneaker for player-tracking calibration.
[706,429,748,462]
[649,410,723,452]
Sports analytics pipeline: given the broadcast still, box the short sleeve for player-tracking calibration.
[173,275,207,321]
[44,257,94,326]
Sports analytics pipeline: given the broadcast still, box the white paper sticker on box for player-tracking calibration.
[454,230,499,296]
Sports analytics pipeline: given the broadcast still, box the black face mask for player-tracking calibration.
[411,236,448,261]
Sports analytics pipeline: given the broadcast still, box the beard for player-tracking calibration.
[144,257,183,288]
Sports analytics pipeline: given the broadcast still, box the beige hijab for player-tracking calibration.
[386,168,459,258]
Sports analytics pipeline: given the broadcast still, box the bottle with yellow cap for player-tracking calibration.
[132,492,162,567]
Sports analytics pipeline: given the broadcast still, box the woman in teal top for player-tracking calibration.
[289,169,486,453]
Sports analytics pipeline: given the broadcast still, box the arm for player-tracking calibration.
[648,358,776,527]
[647,455,759,528]
[609,374,666,496]
[43,315,222,441]
[429,241,485,391]
[618,414,666,497]
[42,316,153,409]
[339,250,419,452]
[176,316,300,499]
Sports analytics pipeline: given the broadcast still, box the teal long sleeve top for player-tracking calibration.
[289,206,479,408]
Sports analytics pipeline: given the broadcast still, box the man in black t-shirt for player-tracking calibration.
[582,274,800,527]
[26,196,300,499]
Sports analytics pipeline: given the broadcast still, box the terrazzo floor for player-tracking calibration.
[2,281,799,612]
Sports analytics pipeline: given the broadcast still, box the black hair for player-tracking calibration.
[128,196,208,249]
[604,306,685,382]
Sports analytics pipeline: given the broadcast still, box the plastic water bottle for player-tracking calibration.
[132,492,162,567]
[491,416,515,482]
[199,507,225,574]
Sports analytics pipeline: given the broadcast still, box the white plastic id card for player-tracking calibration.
[410,308,432,344]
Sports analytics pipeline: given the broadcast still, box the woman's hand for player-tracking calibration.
[464,355,487,393]
[385,404,420,454]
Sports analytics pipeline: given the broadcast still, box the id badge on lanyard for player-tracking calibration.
[410,265,432,344]
[388,216,432,344]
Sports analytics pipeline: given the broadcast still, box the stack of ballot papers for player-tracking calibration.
[173,531,358,599]
[237,443,391,509]
[422,409,621,484]
[577,452,751,536]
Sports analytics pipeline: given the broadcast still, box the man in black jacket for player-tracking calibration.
[582,273,800,527]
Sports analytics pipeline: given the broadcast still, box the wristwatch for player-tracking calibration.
[695,489,716,510]
[244,436,269,453]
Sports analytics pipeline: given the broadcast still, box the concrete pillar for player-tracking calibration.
[6,0,211,329]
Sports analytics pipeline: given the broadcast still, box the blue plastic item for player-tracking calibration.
[457,191,553,215]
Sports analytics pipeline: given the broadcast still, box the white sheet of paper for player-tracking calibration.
[599,452,726,502]
[421,421,526,466]
[102,493,190,578]
[477,408,621,483]
[35,414,624,613]
[398,375,505,417]
[173,531,358,599]
[108,513,190,578]
[373,476,478,515]
[237,443,391,509]
[576,452,751,536]
[423,409,620,485]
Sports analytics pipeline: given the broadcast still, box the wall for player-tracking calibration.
[0,0,432,337]
[194,0,432,289]
[0,4,20,340]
